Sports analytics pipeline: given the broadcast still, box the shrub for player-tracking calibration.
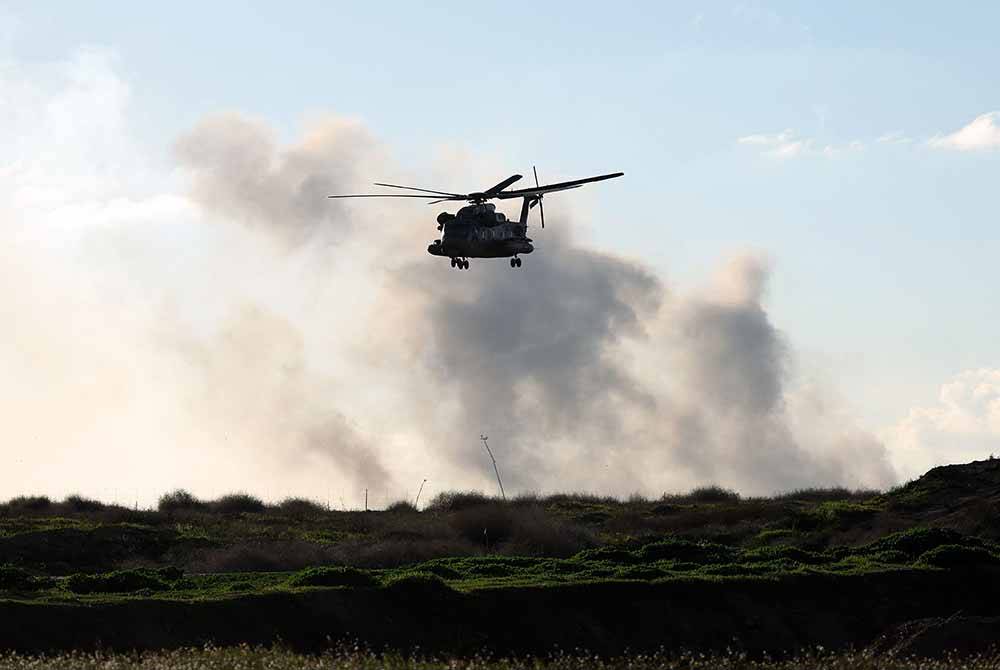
[866,528,977,559]
[288,566,377,588]
[449,504,515,546]
[772,487,880,502]
[743,546,831,565]
[0,565,48,591]
[425,491,492,512]
[210,492,266,514]
[385,500,418,513]
[502,507,596,557]
[158,489,207,513]
[383,571,453,599]
[662,486,740,504]
[919,544,1000,569]
[65,569,171,594]
[3,495,52,512]
[187,541,331,573]
[636,539,735,564]
[276,497,325,518]
[63,494,104,512]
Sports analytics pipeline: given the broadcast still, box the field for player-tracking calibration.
[3,459,1000,658]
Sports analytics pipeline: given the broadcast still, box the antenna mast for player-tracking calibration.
[480,435,506,501]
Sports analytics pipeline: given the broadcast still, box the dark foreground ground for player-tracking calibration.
[3,459,1000,658]
[4,646,1000,670]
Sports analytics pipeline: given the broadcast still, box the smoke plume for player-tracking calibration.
[0,50,896,505]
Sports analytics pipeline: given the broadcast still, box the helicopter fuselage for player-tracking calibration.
[426,203,534,260]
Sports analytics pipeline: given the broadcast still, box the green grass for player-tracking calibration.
[3,527,995,604]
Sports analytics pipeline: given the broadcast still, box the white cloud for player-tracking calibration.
[877,130,912,145]
[737,129,864,159]
[883,369,1000,479]
[928,112,1000,151]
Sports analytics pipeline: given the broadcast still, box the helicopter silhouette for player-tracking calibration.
[328,168,623,269]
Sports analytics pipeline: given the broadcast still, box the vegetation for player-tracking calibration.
[2,647,1000,670]
[3,458,1000,656]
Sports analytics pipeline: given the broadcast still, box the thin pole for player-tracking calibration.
[414,479,427,509]
[480,435,506,501]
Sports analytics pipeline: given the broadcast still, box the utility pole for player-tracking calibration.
[480,435,506,501]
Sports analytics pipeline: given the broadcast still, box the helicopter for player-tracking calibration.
[328,168,623,269]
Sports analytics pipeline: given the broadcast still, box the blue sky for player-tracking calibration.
[2,2,1000,499]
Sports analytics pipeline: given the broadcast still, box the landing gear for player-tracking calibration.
[451,258,469,270]
[510,257,522,268]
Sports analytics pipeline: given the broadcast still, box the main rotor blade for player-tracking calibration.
[483,174,523,195]
[373,182,465,197]
[327,194,454,199]
[495,172,624,199]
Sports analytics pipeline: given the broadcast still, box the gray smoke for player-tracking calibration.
[174,111,897,497]
[175,113,379,248]
[0,48,896,507]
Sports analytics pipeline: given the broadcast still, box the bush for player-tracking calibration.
[187,541,332,573]
[385,500,418,513]
[63,494,105,512]
[866,528,977,559]
[210,492,266,514]
[920,544,1000,569]
[276,497,325,518]
[449,504,515,546]
[425,491,492,512]
[0,565,48,591]
[383,571,453,599]
[158,489,207,513]
[288,566,377,588]
[662,486,741,504]
[65,569,171,594]
[636,539,735,564]
[3,495,52,512]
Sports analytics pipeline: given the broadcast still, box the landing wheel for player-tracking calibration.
[516,258,522,268]
[462,259,470,270]
[450,258,457,268]
[510,258,516,268]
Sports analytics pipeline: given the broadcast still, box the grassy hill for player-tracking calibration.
[3,458,1000,656]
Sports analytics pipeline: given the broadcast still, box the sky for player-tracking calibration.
[2,2,999,506]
